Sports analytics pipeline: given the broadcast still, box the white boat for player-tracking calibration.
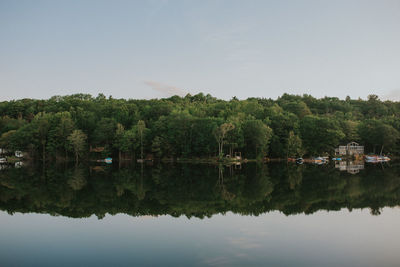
[365,155,390,163]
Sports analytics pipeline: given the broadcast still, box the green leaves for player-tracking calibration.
[67,130,87,162]
[1,92,400,160]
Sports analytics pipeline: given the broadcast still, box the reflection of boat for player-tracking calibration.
[0,164,8,170]
[15,161,23,168]
[312,157,327,165]
[365,155,391,163]
[96,158,112,164]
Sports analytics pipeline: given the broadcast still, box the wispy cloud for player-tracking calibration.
[381,89,400,101]
[144,80,187,97]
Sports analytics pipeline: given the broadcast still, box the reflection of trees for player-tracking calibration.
[0,163,400,218]
[286,164,303,190]
[67,168,86,191]
[215,165,235,201]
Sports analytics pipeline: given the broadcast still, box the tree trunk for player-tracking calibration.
[140,134,143,159]
[65,144,68,161]
[42,142,46,162]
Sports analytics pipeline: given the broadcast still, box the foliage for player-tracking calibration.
[1,93,400,160]
[1,162,400,218]
[68,130,87,162]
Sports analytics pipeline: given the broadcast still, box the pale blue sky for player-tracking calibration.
[1,0,399,100]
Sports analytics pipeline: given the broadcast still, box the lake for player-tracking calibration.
[1,162,400,266]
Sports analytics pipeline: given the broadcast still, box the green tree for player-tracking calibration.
[358,120,400,154]
[151,136,163,158]
[114,123,126,161]
[300,115,344,155]
[34,113,51,162]
[68,130,87,163]
[213,123,235,158]
[137,120,146,159]
[286,131,303,158]
[242,120,272,158]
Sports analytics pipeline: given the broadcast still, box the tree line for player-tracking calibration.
[0,93,399,161]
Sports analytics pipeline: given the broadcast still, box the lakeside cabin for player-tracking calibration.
[335,142,364,156]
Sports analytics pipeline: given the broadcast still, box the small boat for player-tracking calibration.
[296,158,304,164]
[96,158,112,164]
[365,155,390,163]
[332,157,342,161]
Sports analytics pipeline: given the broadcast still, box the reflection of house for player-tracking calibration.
[0,164,8,170]
[335,142,364,156]
[335,161,364,174]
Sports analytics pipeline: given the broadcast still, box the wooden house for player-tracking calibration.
[335,142,364,156]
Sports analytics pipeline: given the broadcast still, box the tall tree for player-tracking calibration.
[137,120,146,160]
[68,130,87,163]
[242,120,272,158]
[286,131,303,158]
[214,123,235,158]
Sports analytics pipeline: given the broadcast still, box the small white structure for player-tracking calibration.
[0,158,7,163]
[0,148,8,155]
[335,142,364,156]
[15,151,23,158]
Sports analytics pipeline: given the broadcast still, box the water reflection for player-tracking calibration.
[0,162,399,218]
[335,160,365,174]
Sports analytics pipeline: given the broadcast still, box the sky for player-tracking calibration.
[0,0,399,101]
[2,209,400,266]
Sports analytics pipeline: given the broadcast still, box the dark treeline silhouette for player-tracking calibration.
[0,162,399,218]
[1,93,400,161]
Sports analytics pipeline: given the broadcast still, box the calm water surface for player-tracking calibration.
[1,162,399,266]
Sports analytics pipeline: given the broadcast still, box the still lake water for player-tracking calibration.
[1,162,400,266]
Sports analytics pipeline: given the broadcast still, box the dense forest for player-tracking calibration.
[0,163,398,218]
[1,93,400,161]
